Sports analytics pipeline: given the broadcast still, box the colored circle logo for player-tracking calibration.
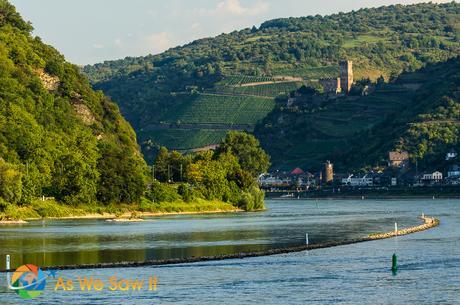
[11,264,47,299]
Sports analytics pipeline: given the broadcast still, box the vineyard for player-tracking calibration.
[211,81,302,97]
[167,93,275,125]
[139,129,227,150]
[220,75,275,86]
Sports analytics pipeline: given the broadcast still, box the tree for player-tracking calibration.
[51,152,99,205]
[97,143,147,204]
[153,147,189,182]
[215,131,270,177]
[153,146,170,182]
[0,159,22,204]
[297,85,318,96]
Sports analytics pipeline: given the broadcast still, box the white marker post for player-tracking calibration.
[305,233,309,245]
[6,255,12,289]
[395,222,398,235]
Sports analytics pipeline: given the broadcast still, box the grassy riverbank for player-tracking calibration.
[0,198,242,222]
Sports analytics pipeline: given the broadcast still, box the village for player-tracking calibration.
[259,149,460,193]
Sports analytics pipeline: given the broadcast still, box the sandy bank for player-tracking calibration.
[0,220,28,225]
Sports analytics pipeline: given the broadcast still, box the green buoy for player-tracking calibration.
[392,253,398,273]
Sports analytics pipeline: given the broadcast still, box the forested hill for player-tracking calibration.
[0,0,147,207]
[255,57,460,171]
[83,2,460,163]
[348,57,460,171]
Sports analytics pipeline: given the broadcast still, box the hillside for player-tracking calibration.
[83,2,460,163]
[255,57,460,171]
[0,0,147,206]
[346,57,460,171]
[83,2,460,162]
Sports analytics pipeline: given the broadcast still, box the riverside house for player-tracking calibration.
[418,171,443,185]
[388,151,410,168]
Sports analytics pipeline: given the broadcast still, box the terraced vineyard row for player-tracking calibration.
[168,94,276,125]
[220,75,275,86]
[212,81,302,97]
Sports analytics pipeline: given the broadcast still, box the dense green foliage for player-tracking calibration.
[147,132,269,211]
[346,57,460,171]
[256,57,460,172]
[0,1,148,207]
[0,1,273,218]
[82,2,460,160]
[216,131,270,177]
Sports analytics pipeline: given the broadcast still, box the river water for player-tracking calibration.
[0,199,459,304]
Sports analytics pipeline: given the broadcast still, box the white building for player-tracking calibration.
[258,174,291,187]
[391,178,398,186]
[446,149,458,161]
[422,171,443,181]
[341,174,373,187]
[448,165,460,178]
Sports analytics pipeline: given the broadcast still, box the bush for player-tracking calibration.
[237,192,254,211]
[237,186,265,211]
[30,199,83,218]
[146,181,180,203]
[177,183,194,202]
[45,59,64,77]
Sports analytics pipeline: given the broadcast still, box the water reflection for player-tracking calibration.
[0,200,420,269]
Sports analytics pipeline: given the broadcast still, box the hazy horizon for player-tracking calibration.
[10,0,454,65]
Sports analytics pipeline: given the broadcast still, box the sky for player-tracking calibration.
[10,0,453,65]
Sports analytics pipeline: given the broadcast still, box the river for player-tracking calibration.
[0,199,458,304]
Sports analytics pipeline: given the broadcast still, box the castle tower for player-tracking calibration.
[339,60,353,94]
[322,161,334,184]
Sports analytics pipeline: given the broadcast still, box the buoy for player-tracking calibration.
[305,233,309,245]
[391,253,398,272]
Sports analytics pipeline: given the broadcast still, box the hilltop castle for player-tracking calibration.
[319,60,354,94]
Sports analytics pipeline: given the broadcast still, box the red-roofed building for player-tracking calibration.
[291,168,305,175]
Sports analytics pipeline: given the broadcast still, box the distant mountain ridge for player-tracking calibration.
[82,2,460,165]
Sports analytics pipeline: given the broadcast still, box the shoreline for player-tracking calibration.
[0,215,439,272]
[0,208,245,224]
